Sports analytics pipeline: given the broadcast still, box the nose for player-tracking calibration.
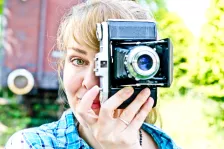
[82,64,99,90]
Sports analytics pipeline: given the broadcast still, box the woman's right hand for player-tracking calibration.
[75,86,154,149]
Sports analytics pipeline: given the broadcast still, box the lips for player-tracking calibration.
[93,100,100,104]
[91,101,101,109]
[76,96,101,109]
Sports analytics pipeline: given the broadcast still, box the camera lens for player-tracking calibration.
[125,46,160,80]
[137,54,153,71]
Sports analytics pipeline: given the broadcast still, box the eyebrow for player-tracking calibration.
[68,47,87,55]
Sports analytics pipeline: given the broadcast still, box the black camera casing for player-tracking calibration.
[95,20,173,108]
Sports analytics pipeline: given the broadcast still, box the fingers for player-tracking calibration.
[119,88,151,124]
[99,87,134,118]
[128,97,154,130]
[79,85,100,111]
[76,85,100,124]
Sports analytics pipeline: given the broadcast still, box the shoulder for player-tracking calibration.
[5,130,31,149]
[5,110,80,149]
[142,123,181,149]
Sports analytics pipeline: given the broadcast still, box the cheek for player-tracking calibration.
[63,66,83,98]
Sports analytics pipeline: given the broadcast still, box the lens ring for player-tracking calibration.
[132,50,159,76]
[125,46,160,80]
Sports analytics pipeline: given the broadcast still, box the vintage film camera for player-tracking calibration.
[94,19,173,108]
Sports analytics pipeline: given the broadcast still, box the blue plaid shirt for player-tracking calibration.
[5,110,180,149]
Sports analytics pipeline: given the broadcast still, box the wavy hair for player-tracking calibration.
[57,0,159,124]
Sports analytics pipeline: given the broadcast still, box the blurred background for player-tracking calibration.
[0,0,223,148]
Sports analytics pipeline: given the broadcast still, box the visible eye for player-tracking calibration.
[71,58,87,66]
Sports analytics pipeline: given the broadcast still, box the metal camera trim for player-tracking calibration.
[126,46,160,80]
[94,22,110,104]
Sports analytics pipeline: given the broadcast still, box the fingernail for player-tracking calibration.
[123,87,133,93]
[143,88,150,95]
[93,85,100,91]
[148,97,154,107]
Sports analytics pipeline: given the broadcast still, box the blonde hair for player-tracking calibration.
[57,0,159,124]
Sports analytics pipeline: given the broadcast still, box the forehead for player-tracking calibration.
[66,36,97,55]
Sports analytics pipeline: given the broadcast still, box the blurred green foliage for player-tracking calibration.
[0,0,3,47]
[28,100,60,127]
[192,0,224,99]
[145,0,224,146]
[0,104,31,146]
[145,0,224,100]
[155,9,195,96]
[144,0,195,97]
[0,100,60,146]
[0,0,3,14]
[28,104,59,127]
[0,0,224,148]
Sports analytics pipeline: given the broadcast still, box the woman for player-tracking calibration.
[5,0,180,148]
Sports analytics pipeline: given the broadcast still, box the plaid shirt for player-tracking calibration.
[5,110,180,149]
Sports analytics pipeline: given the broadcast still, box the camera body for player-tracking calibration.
[94,19,173,108]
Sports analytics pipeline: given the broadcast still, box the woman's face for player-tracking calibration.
[63,38,100,116]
